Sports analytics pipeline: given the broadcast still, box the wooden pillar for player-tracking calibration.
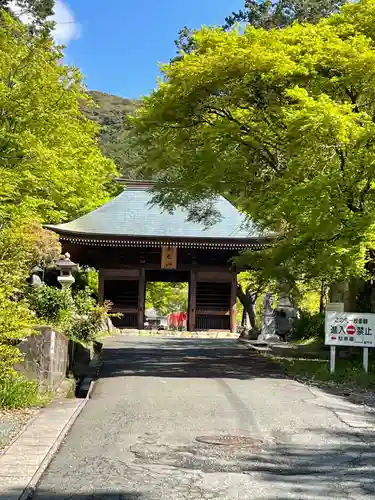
[188,269,197,331]
[230,272,237,334]
[137,268,145,330]
[98,269,105,305]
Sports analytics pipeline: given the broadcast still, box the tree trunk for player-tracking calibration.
[237,284,257,329]
[356,279,373,313]
[319,281,326,314]
[241,308,250,328]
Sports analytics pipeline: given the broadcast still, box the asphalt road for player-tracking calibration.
[31,335,375,500]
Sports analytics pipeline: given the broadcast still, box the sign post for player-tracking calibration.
[325,312,375,374]
[363,348,369,373]
[330,346,336,374]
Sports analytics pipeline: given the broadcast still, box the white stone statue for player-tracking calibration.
[259,292,279,342]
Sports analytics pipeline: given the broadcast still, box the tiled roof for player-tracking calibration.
[46,186,263,241]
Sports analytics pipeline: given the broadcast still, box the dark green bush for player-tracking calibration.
[28,285,74,325]
[28,285,114,346]
[69,311,99,343]
[69,288,114,344]
[292,312,325,342]
[73,288,96,315]
[72,267,99,300]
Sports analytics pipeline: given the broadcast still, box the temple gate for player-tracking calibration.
[47,181,268,332]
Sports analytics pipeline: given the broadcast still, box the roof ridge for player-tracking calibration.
[115,178,155,190]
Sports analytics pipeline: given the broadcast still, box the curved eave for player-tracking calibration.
[45,226,273,251]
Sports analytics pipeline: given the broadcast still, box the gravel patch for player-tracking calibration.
[309,381,375,408]
[0,408,39,452]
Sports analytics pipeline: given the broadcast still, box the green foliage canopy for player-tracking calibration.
[0,13,117,224]
[0,11,116,380]
[224,0,347,29]
[1,0,54,31]
[175,0,348,57]
[132,0,375,285]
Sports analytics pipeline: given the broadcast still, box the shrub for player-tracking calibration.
[68,289,113,344]
[0,216,61,405]
[69,297,114,345]
[0,344,23,376]
[73,289,115,344]
[291,312,325,342]
[0,373,49,409]
[28,285,74,328]
[72,267,99,300]
[73,288,96,315]
[0,288,34,379]
[28,285,115,346]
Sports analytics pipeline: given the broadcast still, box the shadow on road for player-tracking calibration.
[26,429,375,499]
[99,337,285,380]
[123,426,375,499]
[98,335,375,409]
[238,428,375,498]
[21,492,143,499]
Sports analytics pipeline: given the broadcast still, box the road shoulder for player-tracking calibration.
[0,386,93,500]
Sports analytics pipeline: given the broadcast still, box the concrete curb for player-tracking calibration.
[238,338,271,353]
[18,380,95,500]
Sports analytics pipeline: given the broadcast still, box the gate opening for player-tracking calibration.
[145,270,188,331]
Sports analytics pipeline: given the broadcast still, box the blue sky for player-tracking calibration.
[57,0,243,99]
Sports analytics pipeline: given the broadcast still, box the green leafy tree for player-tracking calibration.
[175,0,347,57]
[1,0,54,32]
[0,12,117,224]
[0,12,116,383]
[224,0,347,28]
[146,282,188,316]
[132,0,375,291]
[0,212,61,376]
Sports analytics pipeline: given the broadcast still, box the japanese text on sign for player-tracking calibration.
[325,312,375,347]
[161,246,177,269]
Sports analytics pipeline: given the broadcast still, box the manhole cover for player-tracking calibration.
[195,435,264,449]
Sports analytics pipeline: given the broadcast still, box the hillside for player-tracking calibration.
[86,91,141,179]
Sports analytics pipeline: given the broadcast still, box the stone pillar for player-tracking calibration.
[137,268,146,330]
[188,269,197,331]
[330,281,356,312]
[274,293,298,340]
[230,273,237,334]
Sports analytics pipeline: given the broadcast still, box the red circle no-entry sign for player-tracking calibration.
[346,324,356,335]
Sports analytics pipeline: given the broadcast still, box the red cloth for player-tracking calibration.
[168,312,187,328]
[179,312,187,328]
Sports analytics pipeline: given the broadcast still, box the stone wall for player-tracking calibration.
[17,327,69,389]
[68,341,94,379]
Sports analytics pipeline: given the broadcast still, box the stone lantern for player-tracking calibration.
[55,253,77,289]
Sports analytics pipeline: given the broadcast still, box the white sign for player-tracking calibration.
[325,312,375,348]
